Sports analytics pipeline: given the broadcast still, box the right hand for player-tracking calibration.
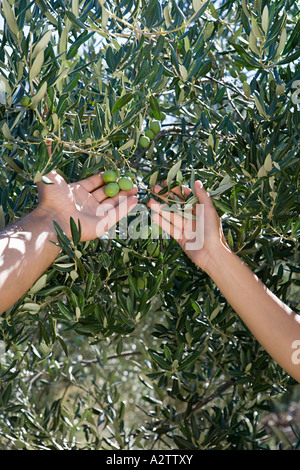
[148,180,229,272]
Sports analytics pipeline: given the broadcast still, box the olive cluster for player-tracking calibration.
[139,113,166,149]
[103,170,134,197]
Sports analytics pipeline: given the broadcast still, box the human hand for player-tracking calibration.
[36,170,138,242]
[148,180,229,271]
[35,141,139,242]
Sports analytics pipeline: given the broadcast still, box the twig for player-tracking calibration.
[77,350,143,366]
[182,379,235,419]
[202,75,250,101]
[102,6,205,39]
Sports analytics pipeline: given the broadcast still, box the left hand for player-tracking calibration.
[37,170,138,242]
[36,143,138,242]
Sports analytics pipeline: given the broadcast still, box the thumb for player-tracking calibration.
[45,138,53,159]
[36,170,61,195]
[194,180,214,208]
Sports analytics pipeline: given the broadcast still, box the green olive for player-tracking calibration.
[20,96,31,107]
[149,120,161,135]
[137,277,145,289]
[139,135,150,148]
[118,177,134,191]
[103,170,118,183]
[105,182,120,197]
[145,128,155,140]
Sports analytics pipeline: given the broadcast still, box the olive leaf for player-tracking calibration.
[2,0,19,36]
[149,170,159,187]
[112,93,134,113]
[29,274,48,295]
[276,28,287,57]
[167,159,182,188]
[22,303,41,314]
[29,50,45,82]
[261,5,269,33]
[32,31,52,59]
[148,95,160,120]
[2,122,13,140]
[31,81,47,108]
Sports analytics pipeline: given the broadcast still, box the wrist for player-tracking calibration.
[202,243,233,278]
[32,205,70,242]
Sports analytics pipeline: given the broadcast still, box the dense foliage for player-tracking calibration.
[0,0,299,450]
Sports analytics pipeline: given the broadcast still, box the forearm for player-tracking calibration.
[0,206,61,314]
[205,245,300,382]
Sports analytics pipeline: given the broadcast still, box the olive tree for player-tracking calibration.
[0,0,299,450]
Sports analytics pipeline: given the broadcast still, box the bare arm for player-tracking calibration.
[0,207,61,314]
[0,170,138,315]
[149,180,300,382]
[205,244,300,382]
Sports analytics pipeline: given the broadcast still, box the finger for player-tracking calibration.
[100,196,138,232]
[45,139,53,159]
[151,184,170,202]
[92,185,138,204]
[36,170,64,192]
[151,212,183,241]
[175,185,191,199]
[162,180,191,200]
[153,182,191,206]
[151,184,182,206]
[76,173,104,192]
[148,198,186,231]
[94,189,138,216]
[170,185,191,203]
[194,180,215,209]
